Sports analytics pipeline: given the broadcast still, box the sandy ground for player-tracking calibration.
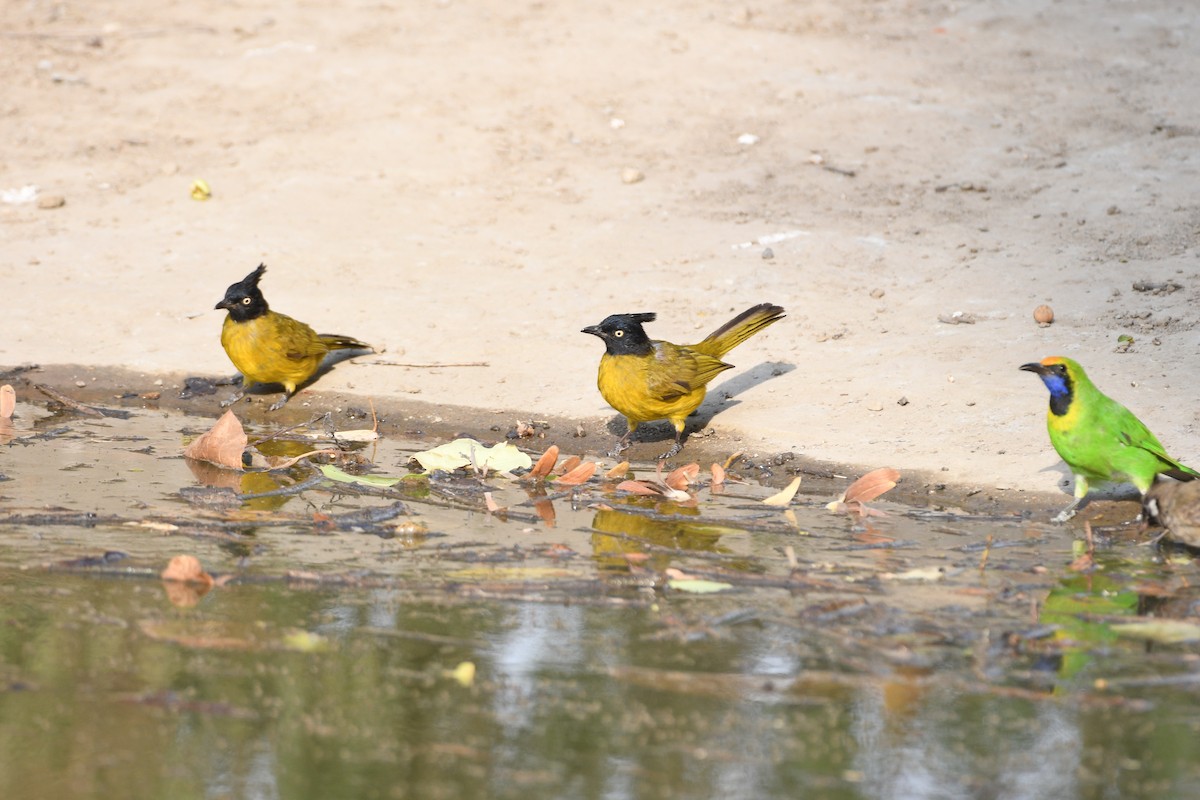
[2,0,1199,506]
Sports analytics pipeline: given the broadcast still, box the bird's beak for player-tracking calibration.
[581,325,602,337]
[214,299,230,311]
[1020,362,1049,375]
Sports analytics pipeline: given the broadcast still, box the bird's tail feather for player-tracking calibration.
[318,333,373,352]
[695,303,785,358]
[1164,465,1200,482]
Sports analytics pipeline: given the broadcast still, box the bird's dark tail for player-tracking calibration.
[694,303,785,358]
[318,334,373,352]
[1164,465,1200,482]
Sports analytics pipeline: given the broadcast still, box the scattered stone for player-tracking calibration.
[1132,280,1182,295]
[1033,304,1054,325]
[867,401,883,412]
[937,311,976,325]
[870,288,885,299]
[761,247,774,260]
[620,168,644,184]
[36,194,65,209]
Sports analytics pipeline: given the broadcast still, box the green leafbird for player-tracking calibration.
[1021,356,1199,522]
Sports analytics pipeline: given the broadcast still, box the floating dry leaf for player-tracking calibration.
[0,384,14,419]
[710,462,726,488]
[615,479,665,497]
[556,455,582,475]
[762,475,803,507]
[556,460,597,486]
[183,410,247,470]
[161,554,215,586]
[841,468,900,504]
[663,463,700,492]
[605,461,631,479]
[484,492,505,514]
[529,445,560,479]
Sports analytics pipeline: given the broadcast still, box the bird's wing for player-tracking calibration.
[273,314,328,360]
[1109,405,1200,478]
[645,343,732,402]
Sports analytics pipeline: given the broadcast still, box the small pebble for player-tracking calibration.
[870,288,885,299]
[867,402,883,412]
[1033,304,1054,324]
[897,396,909,406]
[37,195,66,209]
[620,168,644,185]
[761,247,774,260]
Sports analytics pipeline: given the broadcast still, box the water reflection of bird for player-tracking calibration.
[1144,479,1200,548]
[590,502,732,571]
[1021,356,1199,521]
[582,304,785,459]
[215,264,373,411]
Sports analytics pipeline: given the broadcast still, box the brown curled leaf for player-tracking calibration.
[710,463,726,488]
[529,445,560,479]
[840,468,901,505]
[663,463,700,492]
[183,410,247,471]
[556,460,597,486]
[556,455,582,476]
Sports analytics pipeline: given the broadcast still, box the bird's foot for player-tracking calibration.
[607,440,631,459]
[267,395,290,412]
[1052,505,1080,524]
[219,392,245,408]
[657,442,683,461]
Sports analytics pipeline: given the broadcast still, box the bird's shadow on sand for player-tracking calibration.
[604,361,795,446]
[183,348,371,403]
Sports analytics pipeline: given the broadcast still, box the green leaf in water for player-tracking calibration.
[319,464,403,487]
[1111,619,1200,644]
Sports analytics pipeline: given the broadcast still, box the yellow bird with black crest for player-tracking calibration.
[214,264,373,411]
[582,303,785,459]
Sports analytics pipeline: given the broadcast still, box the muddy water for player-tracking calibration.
[3,402,1200,799]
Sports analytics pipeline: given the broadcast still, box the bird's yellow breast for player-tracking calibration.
[220,312,327,392]
[597,351,707,426]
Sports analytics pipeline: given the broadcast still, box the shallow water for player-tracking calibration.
[3,402,1200,799]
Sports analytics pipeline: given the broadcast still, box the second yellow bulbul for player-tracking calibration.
[583,303,785,459]
[215,264,373,411]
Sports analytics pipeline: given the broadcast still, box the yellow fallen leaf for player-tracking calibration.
[449,661,476,687]
[762,476,803,507]
[190,178,211,200]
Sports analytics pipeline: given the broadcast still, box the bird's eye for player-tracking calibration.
[241,297,252,305]
[613,330,624,338]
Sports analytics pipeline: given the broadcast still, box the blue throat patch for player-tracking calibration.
[1041,373,1073,416]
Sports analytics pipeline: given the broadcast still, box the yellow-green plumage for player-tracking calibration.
[215,264,372,411]
[584,303,785,459]
[1021,355,1199,521]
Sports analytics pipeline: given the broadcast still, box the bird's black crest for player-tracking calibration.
[582,312,656,356]
[216,263,270,322]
